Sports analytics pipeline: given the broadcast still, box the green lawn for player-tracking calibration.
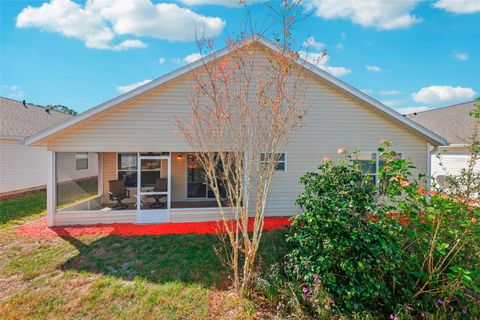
[57,178,99,206]
[0,192,287,319]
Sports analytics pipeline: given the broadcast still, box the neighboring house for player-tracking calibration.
[408,101,480,182]
[0,97,98,198]
[24,36,447,226]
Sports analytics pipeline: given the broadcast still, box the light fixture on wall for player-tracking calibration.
[176,154,183,160]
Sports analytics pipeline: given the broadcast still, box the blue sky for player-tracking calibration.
[1,0,479,114]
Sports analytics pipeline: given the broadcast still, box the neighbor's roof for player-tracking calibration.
[0,97,72,140]
[24,35,447,146]
[407,101,477,145]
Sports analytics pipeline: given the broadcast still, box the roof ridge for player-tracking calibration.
[0,96,72,116]
[408,100,476,116]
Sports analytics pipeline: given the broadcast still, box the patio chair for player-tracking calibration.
[147,178,168,208]
[109,180,130,210]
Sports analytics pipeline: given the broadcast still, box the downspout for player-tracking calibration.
[426,142,434,188]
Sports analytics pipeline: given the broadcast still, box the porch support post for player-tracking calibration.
[97,153,103,196]
[426,142,433,188]
[46,151,56,227]
[167,152,172,211]
[136,152,141,214]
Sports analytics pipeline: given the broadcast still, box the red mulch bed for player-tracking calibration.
[15,217,292,238]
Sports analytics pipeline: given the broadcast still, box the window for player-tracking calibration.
[353,152,403,185]
[261,153,286,172]
[118,153,137,188]
[117,153,165,188]
[186,155,226,199]
[75,152,89,170]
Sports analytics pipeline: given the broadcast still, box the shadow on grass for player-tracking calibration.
[60,230,288,289]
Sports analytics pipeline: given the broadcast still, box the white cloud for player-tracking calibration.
[300,51,351,77]
[453,51,469,61]
[159,57,166,65]
[179,0,265,7]
[304,37,325,50]
[433,0,480,14]
[322,66,351,78]
[117,79,152,94]
[412,85,476,104]
[395,106,429,114]
[304,0,421,30]
[90,0,225,41]
[111,39,147,51]
[184,52,202,64]
[16,0,225,50]
[1,85,25,99]
[380,90,401,95]
[366,65,383,72]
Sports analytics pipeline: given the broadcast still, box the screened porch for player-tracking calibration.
[51,151,228,225]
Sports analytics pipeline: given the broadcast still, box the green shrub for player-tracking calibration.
[257,99,480,318]
[284,155,407,314]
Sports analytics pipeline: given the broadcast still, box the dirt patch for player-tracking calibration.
[208,290,278,320]
[0,274,29,302]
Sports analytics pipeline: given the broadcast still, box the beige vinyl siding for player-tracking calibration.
[43,46,430,218]
[54,208,229,226]
[45,77,195,152]
[55,152,99,183]
[432,147,479,178]
[102,153,117,202]
[55,210,137,225]
[171,152,187,201]
[262,76,428,216]
[0,139,48,193]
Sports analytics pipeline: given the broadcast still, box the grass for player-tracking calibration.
[0,191,288,319]
[57,178,99,206]
[0,191,47,228]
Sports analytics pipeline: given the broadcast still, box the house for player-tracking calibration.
[24,36,447,226]
[407,100,480,182]
[0,97,98,198]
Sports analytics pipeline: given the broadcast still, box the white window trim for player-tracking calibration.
[355,151,404,186]
[261,152,287,173]
[117,153,166,188]
[184,153,217,200]
[75,152,89,171]
[116,153,137,187]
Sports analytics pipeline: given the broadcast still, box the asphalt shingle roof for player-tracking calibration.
[0,97,72,138]
[407,101,478,145]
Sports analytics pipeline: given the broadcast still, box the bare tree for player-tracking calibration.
[177,0,316,292]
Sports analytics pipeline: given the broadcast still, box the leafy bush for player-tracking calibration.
[259,142,479,318]
[284,154,407,314]
[255,99,480,318]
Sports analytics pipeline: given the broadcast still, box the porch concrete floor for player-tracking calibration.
[102,200,221,210]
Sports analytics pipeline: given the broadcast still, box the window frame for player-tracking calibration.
[75,152,89,171]
[184,154,228,200]
[354,151,404,185]
[117,153,164,188]
[260,152,287,173]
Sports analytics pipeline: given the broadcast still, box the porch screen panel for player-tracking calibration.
[55,152,99,209]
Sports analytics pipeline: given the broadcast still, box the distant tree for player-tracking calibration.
[46,104,78,115]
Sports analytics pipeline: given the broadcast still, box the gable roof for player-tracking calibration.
[0,97,72,140]
[25,35,447,146]
[407,100,477,145]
